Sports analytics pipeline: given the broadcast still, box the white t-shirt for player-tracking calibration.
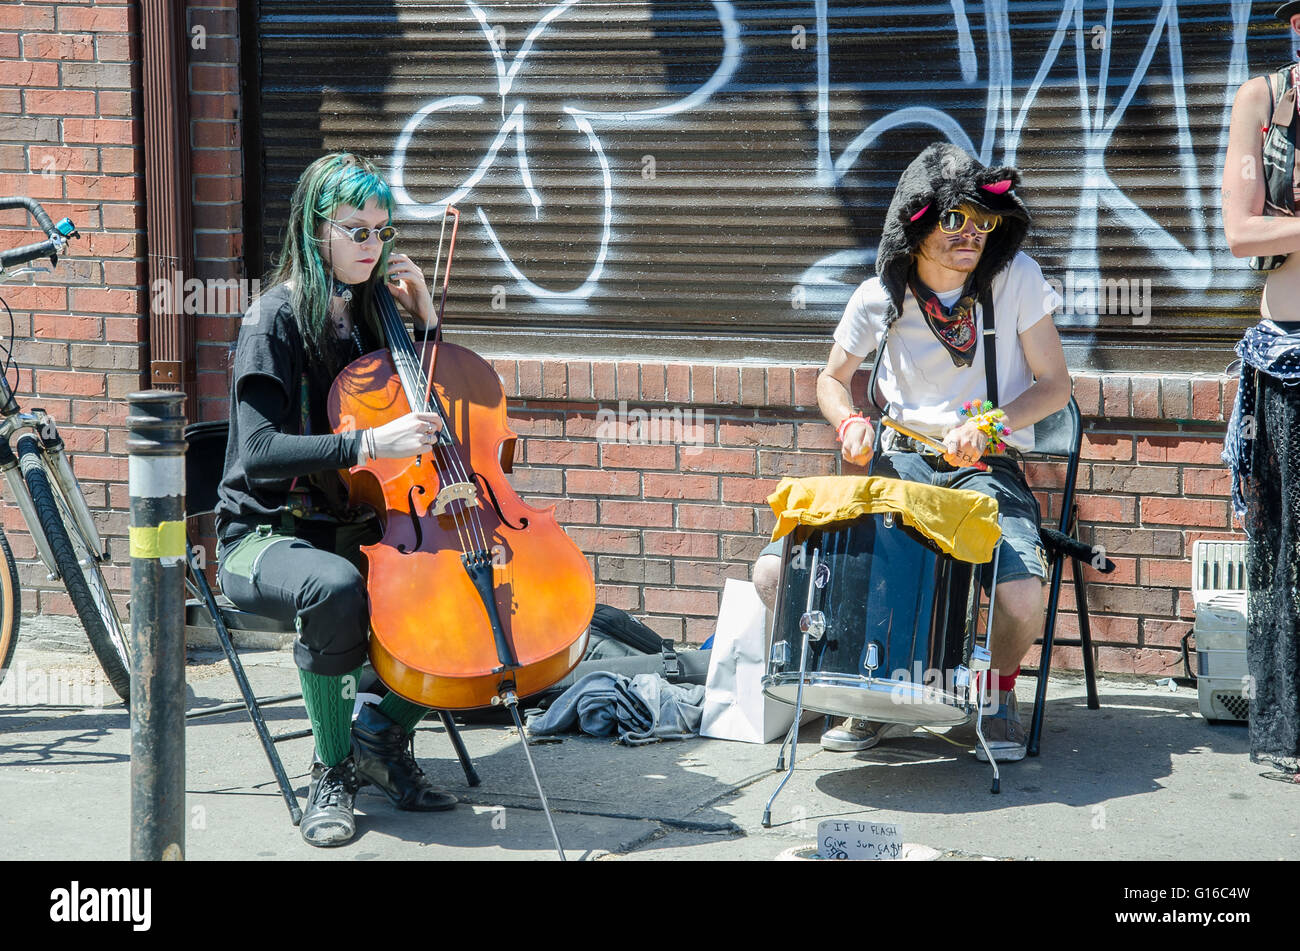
[833,251,1062,452]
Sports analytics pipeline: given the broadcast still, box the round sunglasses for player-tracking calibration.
[326,217,398,244]
[937,208,1000,234]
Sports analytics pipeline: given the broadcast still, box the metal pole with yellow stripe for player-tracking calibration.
[127,391,187,862]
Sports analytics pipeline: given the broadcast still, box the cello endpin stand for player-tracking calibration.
[500,688,567,861]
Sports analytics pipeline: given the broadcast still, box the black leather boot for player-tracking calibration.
[351,703,457,812]
[301,756,358,847]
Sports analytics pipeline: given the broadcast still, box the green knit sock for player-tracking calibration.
[298,666,362,767]
[377,691,430,734]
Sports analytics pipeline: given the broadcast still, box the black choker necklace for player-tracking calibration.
[330,277,353,303]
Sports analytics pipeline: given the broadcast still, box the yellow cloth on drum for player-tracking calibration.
[766,475,1001,564]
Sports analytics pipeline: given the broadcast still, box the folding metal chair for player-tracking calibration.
[1021,396,1106,755]
[181,420,480,826]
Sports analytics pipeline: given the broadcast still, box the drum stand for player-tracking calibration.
[761,533,1006,828]
[972,535,1003,794]
[762,548,826,828]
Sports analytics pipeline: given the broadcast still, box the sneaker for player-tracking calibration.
[974,691,1027,762]
[820,717,914,752]
[300,756,358,847]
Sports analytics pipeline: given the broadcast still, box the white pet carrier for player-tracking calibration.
[1190,540,1249,723]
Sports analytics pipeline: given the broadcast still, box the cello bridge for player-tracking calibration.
[432,481,478,515]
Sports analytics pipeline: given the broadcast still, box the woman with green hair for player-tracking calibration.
[214,153,457,846]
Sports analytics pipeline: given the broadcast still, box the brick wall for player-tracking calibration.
[494,359,1244,675]
[0,0,143,620]
[0,0,243,623]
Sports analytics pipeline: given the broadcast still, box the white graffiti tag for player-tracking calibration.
[801,0,1254,323]
[390,0,740,302]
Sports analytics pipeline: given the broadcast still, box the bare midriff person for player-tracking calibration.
[1263,254,1300,321]
[1224,67,1300,316]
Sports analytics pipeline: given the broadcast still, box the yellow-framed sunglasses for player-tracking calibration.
[937,208,1001,234]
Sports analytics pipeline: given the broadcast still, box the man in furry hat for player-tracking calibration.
[753,143,1071,762]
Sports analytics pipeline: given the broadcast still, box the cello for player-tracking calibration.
[326,212,594,855]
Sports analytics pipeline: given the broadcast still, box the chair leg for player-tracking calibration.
[1028,554,1067,758]
[187,544,303,825]
[439,711,481,787]
[1072,557,1101,710]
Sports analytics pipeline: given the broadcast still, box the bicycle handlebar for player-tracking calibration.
[0,196,57,238]
[0,196,73,271]
[0,238,59,270]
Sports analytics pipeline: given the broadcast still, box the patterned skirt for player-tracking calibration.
[1245,369,1300,774]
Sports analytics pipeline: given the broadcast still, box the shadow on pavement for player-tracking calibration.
[810,690,1245,814]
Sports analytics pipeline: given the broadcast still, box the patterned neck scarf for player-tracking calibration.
[908,267,979,368]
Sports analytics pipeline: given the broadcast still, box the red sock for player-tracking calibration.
[996,667,1020,693]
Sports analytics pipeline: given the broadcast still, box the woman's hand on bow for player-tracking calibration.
[367,411,444,460]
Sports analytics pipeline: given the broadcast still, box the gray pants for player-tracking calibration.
[216,519,381,676]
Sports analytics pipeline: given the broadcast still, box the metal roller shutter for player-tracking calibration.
[247,1,1276,370]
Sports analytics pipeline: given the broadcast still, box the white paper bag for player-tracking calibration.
[701,578,814,743]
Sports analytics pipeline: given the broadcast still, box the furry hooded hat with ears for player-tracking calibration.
[876,143,1031,327]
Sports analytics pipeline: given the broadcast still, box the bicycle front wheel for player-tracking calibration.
[0,526,21,682]
[18,435,130,702]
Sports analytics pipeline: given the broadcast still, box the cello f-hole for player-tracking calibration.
[473,471,527,530]
[399,484,426,553]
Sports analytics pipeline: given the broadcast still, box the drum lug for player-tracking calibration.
[799,610,826,641]
[770,641,790,667]
[883,511,895,528]
[970,646,991,671]
[954,665,973,705]
[864,641,880,673]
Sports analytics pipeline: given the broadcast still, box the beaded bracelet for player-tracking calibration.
[836,413,869,443]
[959,400,1012,454]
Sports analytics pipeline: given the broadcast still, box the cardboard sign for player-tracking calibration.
[817,819,904,860]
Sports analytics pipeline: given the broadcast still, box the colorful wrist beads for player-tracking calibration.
[959,400,1012,454]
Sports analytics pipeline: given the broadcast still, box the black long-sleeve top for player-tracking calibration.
[213,283,370,544]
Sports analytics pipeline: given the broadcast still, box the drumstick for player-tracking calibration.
[879,417,989,472]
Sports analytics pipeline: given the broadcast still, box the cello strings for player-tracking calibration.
[370,231,493,561]
[400,291,496,554]
[380,290,477,556]
[421,377,488,554]
[393,302,492,557]
[405,350,487,555]
[398,209,490,555]
[401,348,475,555]
[397,326,483,549]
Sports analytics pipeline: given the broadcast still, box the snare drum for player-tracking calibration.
[761,512,981,726]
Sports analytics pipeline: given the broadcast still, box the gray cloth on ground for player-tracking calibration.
[582,632,643,661]
[526,671,706,746]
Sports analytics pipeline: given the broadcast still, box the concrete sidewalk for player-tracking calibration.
[2,642,1295,862]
